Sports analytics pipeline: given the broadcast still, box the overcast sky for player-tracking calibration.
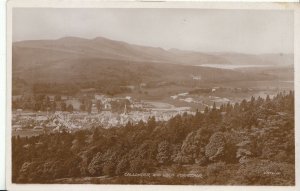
[13,8,294,54]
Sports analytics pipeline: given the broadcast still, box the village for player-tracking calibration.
[12,93,194,135]
[11,85,282,137]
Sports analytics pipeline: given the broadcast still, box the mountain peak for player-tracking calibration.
[57,36,88,42]
[93,36,110,41]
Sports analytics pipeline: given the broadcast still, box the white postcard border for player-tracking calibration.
[5,1,300,191]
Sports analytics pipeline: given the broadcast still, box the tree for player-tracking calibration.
[75,130,86,146]
[61,102,67,111]
[88,152,103,176]
[137,120,145,128]
[34,102,41,111]
[129,158,143,173]
[115,159,129,175]
[233,103,240,112]
[87,101,92,114]
[266,95,271,102]
[204,106,209,114]
[156,141,171,164]
[125,121,133,128]
[219,104,225,112]
[147,116,156,129]
[80,104,86,112]
[50,102,57,112]
[209,103,221,124]
[226,102,233,112]
[102,161,116,176]
[96,100,102,113]
[54,95,61,101]
[250,96,255,106]
[192,111,203,129]
[240,99,247,111]
[92,128,100,142]
[205,132,226,162]
[212,102,217,112]
[177,128,211,165]
[67,104,74,113]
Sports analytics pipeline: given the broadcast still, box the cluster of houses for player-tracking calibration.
[12,93,194,134]
[12,109,193,133]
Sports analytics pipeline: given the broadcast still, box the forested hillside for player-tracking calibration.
[12,91,294,185]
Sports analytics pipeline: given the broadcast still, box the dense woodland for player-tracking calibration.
[12,91,295,185]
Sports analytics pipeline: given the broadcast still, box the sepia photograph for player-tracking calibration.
[6,1,299,190]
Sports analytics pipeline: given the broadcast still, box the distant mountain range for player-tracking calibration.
[13,36,293,67]
[12,36,293,85]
